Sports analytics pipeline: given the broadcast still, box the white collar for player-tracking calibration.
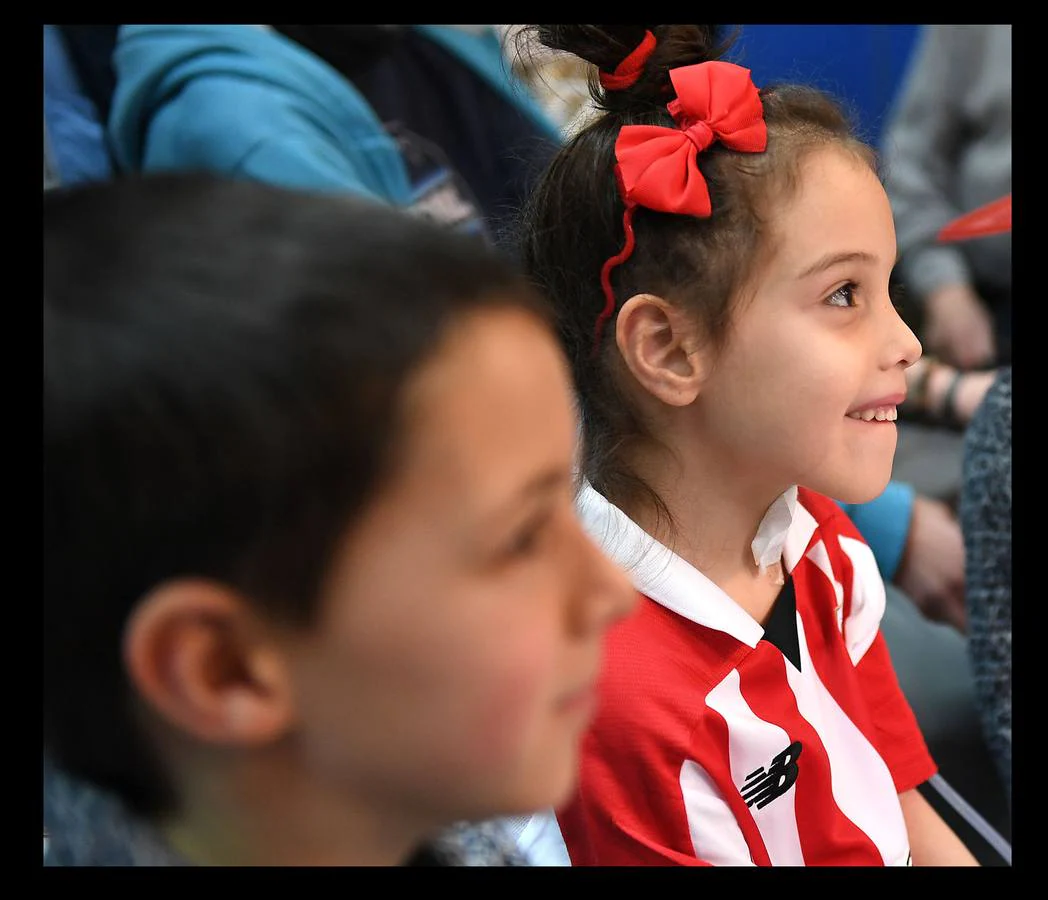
[576,481,814,648]
[750,484,799,583]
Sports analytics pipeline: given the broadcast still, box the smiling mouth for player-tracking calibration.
[846,406,898,422]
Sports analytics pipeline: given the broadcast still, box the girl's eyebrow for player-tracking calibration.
[796,250,878,280]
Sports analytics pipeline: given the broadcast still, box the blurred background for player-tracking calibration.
[723,24,921,148]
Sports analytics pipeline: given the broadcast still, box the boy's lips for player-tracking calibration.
[558,679,599,714]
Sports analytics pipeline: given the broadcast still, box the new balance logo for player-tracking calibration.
[741,741,803,809]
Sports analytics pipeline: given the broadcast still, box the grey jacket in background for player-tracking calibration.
[880,25,1011,301]
[959,367,1011,809]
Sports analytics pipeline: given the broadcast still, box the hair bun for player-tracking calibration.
[518,25,732,111]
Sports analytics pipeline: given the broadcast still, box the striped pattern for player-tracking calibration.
[557,485,935,866]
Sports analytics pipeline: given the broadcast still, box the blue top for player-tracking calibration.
[108,25,560,208]
[839,480,915,583]
[43,24,113,187]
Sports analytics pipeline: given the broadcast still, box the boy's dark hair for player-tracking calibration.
[44,173,549,818]
[514,25,876,528]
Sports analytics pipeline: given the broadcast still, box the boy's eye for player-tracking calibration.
[826,283,857,308]
[503,512,552,560]
[508,526,540,556]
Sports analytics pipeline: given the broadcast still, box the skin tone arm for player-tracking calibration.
[898,788,979,865]
[894,495,966,633]
[924,283,996,371]
[904,356,997,426]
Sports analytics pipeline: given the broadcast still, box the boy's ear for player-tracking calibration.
[614,293,708,406]
[123,580,295,747]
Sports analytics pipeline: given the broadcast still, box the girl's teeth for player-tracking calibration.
[848,407,898,421]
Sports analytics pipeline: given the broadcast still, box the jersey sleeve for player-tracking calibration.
[851,629,938,793]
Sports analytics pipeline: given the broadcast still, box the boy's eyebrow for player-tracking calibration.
[484,468,570,522]
[796,250,879,279]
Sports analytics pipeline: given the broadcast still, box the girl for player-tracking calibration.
[43,173,636,865]
[515,25,979,866]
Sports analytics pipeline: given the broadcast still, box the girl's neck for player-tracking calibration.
[619,440,792,623]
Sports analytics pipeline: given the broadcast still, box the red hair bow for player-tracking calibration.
[593,61,767,354]
[615,61,767,217]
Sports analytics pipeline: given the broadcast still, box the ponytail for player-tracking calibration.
[515,24,737,114]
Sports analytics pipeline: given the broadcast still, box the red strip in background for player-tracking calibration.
[937,194,1012,242]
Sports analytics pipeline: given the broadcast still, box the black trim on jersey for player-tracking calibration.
[761,575,801,671]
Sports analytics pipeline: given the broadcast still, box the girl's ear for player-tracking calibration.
[123,580,296,747]
[614,293,708,406]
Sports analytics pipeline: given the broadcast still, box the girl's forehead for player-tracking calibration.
[766,150,885,233]
[746,154,893,286]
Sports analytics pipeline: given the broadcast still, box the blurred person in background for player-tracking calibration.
[880,25,1011,370]
[959,366,1012,811]
[105,25,561,257]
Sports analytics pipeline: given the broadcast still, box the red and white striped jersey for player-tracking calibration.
[558,483,936,866]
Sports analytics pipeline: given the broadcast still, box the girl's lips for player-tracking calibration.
[846,392,906,415]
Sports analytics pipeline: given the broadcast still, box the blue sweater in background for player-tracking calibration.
[109,25,559,206]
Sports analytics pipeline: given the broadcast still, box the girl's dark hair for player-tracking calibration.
[43,173,549,818]
[515,25,876,527]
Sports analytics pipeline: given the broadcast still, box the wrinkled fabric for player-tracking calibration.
[43,760,185,866]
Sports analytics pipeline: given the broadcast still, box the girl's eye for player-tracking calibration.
[826,283,857,308]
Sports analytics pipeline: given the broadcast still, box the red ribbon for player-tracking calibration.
[592,61,767,355]
[598,31,657,91]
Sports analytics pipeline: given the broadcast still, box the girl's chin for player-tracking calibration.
[824,476,892,506]
[808,464,893,506]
